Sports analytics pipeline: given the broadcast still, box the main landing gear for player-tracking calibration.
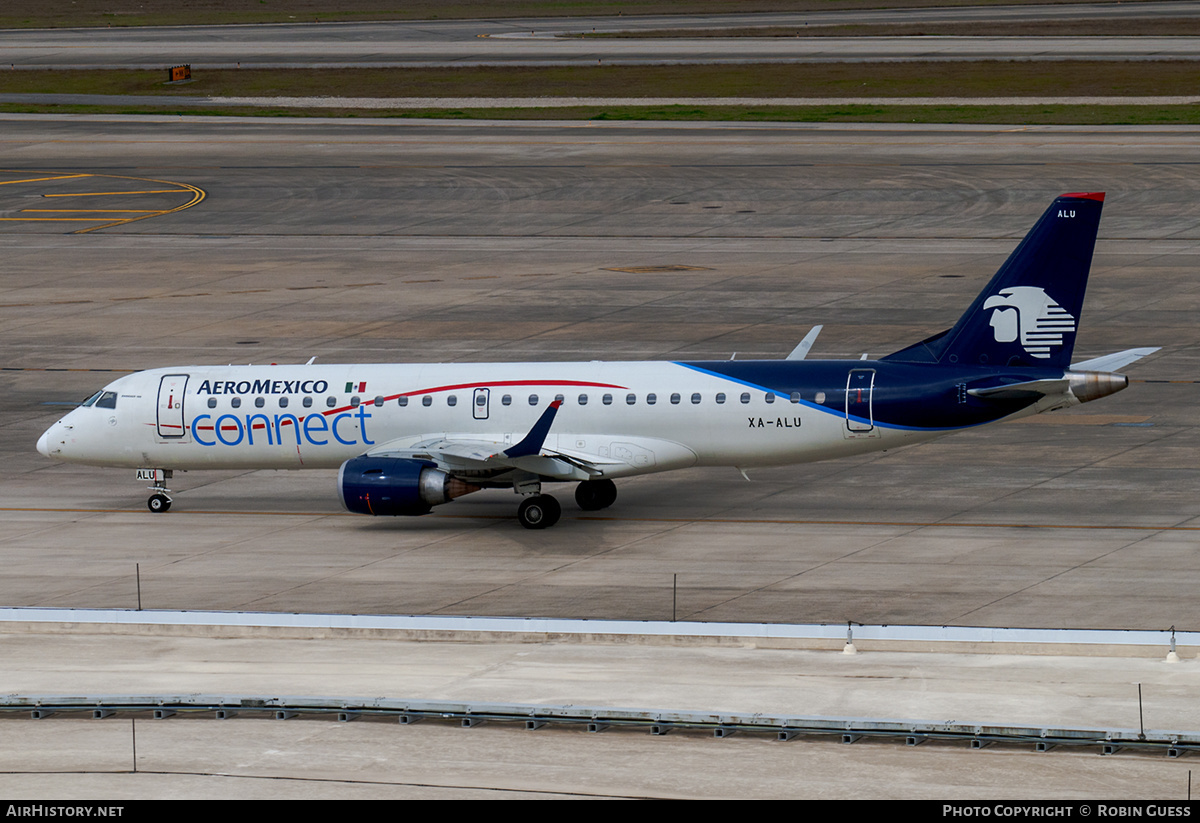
[517,494,560,530]
[574,478,617,512]
[516,479,618,530]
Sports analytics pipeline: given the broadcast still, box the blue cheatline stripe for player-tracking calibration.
[671,361,984,434]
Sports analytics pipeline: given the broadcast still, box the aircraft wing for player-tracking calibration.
[374,438,617,473]
[367,439,620,481]
[365,399,622,480]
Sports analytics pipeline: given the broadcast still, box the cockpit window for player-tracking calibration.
[79,391,103,407]
[94,391,117,409]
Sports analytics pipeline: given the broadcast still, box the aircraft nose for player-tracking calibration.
[36,428,50,457]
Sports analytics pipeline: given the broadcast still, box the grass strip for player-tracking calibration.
[579,19,1200,37]
[2,63,1198,100]
[0,0,1152,31]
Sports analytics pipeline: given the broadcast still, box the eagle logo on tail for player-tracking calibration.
[982,286,1076,359]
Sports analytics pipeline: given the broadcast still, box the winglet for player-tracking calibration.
[786,325,823,360]
[504,400,563,458]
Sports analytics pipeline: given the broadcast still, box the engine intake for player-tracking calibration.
[338,456,478,516]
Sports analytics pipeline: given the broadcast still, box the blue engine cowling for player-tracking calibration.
[338,456,459,516]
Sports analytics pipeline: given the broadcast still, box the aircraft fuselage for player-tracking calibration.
[39,358,1085,475]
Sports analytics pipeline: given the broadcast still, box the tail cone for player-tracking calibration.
[1067,370,1128,404]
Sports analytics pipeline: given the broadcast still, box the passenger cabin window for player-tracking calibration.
[502,394,512,406]
[279,397,289,409]
[554,394,565,404]
[647,393,657,405]
[670,393,681,405]
[231,397,242,409]
[740,392,751,404]
[716,393,726,404]
[254,397,265,408]
[303,397,313,408]
[626,393,636,405]
[578,394,588,405]
[350,396,361,408]
[603,394,613,405]
[374,396,384,407]
[447,395,457,407]
[207,398,217,409]
[791,392,802,404]
[690,393,701,405]
[422,396,432,407]
[765,393,775,404]
[398,396,408,407]
[528,394,539,406]
[326,396,337,408]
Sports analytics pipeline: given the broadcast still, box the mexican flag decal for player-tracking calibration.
[346,381,367,393]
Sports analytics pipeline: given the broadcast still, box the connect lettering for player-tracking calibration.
[191,408,372,448]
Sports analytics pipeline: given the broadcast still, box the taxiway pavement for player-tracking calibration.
[1,115,1198,798]
[1,115,1196,630]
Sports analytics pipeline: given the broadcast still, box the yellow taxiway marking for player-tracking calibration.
[575,516,1200,531]
[0,508,1197,531]
[0,174,89,185]
[2,367,133,372]
[41,189,194,197]
[0,507,357,517]
[0,169,206,233]
[1013,414,1152,426]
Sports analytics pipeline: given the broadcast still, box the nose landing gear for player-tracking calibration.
[138,468,173,513]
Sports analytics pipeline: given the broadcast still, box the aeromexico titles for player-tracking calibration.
[38,193,1156,528]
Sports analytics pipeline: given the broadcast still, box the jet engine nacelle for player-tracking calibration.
[338,456,478,516]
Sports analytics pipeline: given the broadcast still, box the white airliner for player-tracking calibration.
[37,193,1155,528]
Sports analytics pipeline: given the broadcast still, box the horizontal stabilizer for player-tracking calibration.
[1071,347,1160,373]
[968,378,1069,400]
[786,325,823,361]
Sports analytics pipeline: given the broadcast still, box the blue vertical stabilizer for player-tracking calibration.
[884,193,1104,368]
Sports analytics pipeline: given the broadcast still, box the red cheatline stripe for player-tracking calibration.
[168,379,630,431]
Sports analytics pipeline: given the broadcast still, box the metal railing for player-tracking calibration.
[4,694,1197,756]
